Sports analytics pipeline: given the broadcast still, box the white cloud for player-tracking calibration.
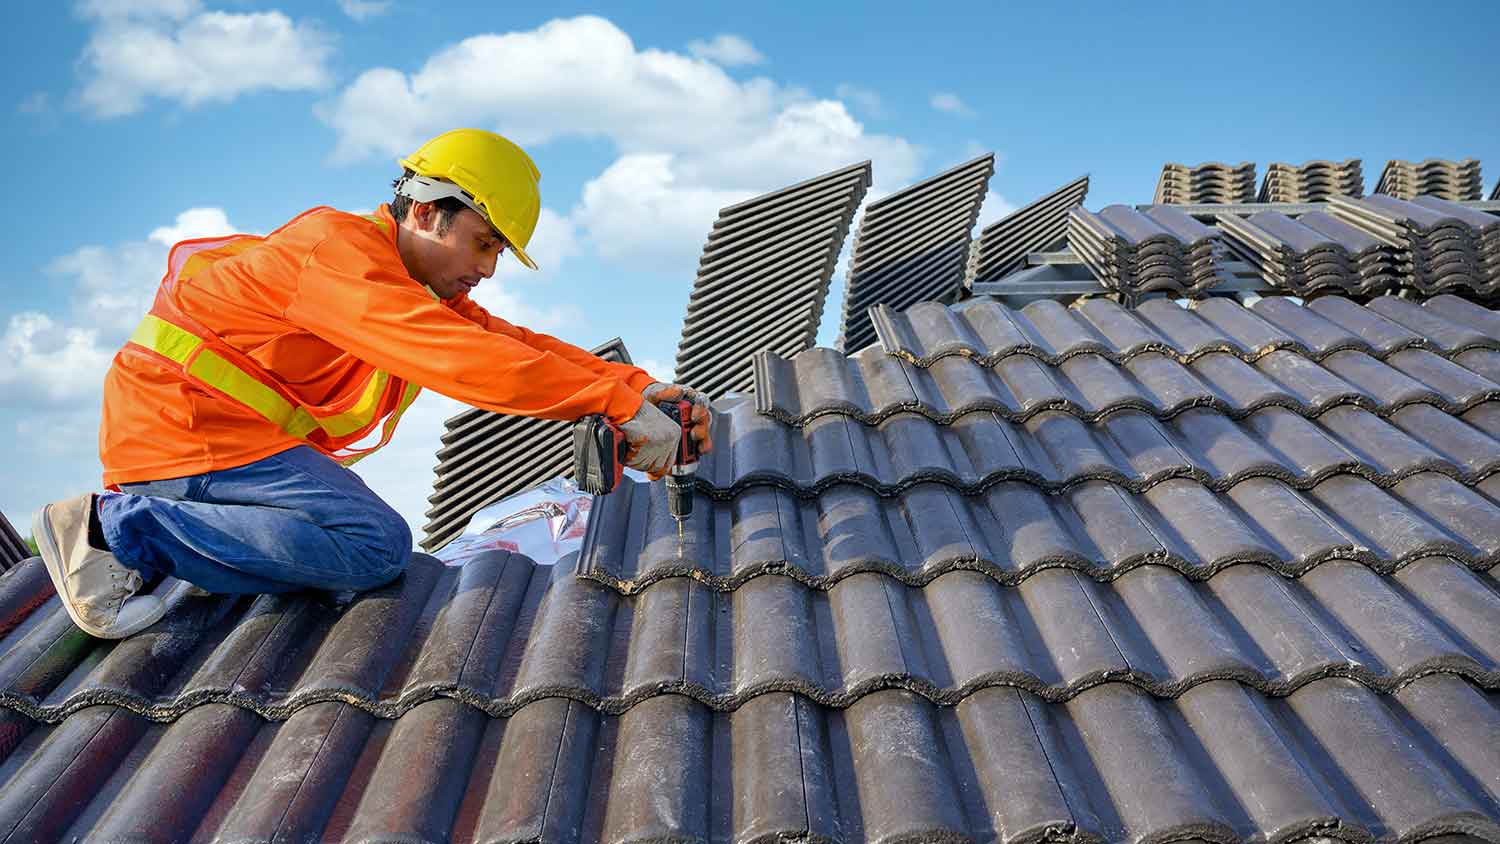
[338,0,391,21]
[76,2,334,118]
[50,207,240,340]
[686,34,764,66]
[633,358,674,383]
[975,190,1018,229]
[0,313,114,408]
[493,207,580,283]
[931,92,974,116]
[318,16,922,271]
[572,154,751,270]
[835,83,883,118]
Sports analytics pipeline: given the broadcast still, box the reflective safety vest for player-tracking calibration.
[124,210,422,467]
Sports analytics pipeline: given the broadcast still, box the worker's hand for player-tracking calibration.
[621,399,682,476]
[641,381,714,455]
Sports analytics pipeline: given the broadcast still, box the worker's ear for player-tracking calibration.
[410,200,437,231]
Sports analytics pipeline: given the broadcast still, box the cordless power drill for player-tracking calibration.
[573,400,700,526]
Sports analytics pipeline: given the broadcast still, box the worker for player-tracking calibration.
[31,128,713,640]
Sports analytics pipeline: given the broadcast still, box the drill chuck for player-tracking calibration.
[665,465,696,520]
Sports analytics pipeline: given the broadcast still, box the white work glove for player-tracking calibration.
[621,399,682,476]
[641,381,714,456]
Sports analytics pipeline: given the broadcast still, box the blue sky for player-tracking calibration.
[3,0,1498,542]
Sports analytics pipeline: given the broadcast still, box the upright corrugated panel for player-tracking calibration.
[674,162,872,399]
[0,511,29,571]
[1375,159,1483,201]
[836,154,995,353]
[419,338,634,552]
[968,174,1089,286]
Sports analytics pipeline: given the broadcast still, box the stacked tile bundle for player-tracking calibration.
[1375,158,1483,201]
[1217,210,1399,296]
[1257,159,1364,202]
[1492,178,1500,201]
[420,339,635,552]
[1153,161,1256,204]
[4,293,1500,843]
[1330,194,1500,294]
[1068,204,1231,296]
[967,174,1089,285]
[0,512,28,571]
[837,153,994,353]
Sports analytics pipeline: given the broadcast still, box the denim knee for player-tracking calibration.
[366,501,413,578]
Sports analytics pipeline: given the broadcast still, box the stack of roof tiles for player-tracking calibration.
[1375,158,1483,201]
[836,154,994,353]
[3,293,1500,842]
[1153,161,1256,204]
[420,339,634,552]
[1217,209,1399,296]
[1330,194,1500,295]
[0,513,27,572]
[1257,159,1365,202]
[674,162,870,399]
[967,174,1089,286]
[1067,204,1230,296]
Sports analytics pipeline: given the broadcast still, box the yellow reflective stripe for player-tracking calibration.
[187,350,321,439]
[337,382,421,467]
[129,315,202,365]
[315,369,390,438]
[361,213,391,234]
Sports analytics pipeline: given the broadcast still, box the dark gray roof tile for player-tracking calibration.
[580,471,1498,593]
[876,296,1497,369]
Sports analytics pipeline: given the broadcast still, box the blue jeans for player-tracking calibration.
[97,445,413,595]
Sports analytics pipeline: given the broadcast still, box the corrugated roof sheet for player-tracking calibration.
[1067,204,1232,296]
[835,153,994,353]
[1257,159,1364,203]
[0,514,26,573]
[674,161,871,399]
[1376,158,1483,201]
[1154,161,1257,204]
[420,338,633,552]
[3,292,1500,842]
[967,174,1089,288]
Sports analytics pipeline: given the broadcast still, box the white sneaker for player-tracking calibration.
[32,493,167,639]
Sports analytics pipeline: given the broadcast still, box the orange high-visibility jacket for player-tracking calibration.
[100,204,653,488]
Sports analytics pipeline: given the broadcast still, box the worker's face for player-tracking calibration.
[401,203,506,300]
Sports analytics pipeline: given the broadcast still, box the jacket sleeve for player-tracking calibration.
[447,293,659,391]
[284,229,645,424]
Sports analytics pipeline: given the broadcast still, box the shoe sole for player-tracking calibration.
[32,503,163,639]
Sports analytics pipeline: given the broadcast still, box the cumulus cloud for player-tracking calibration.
[930,92,974,116]
[76,0,334,117]
[318,15,922,270]
[835,83,883,118]
[338,0,391,21]
[572,154,751,270]
[975,190,1018,229]
[686,34,764,66]
[0,313,114,408]
[49,207,240,339]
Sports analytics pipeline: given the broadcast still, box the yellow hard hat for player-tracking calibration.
[398,128,541,270]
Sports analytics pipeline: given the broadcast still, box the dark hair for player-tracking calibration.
[390,170,467,235]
